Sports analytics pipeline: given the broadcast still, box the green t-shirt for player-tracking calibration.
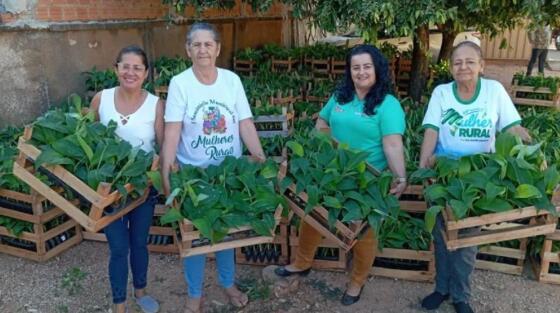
[319,94,405,170]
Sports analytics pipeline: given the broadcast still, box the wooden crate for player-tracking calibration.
[306,58,330,79]
[280,162,368,251]
[13,127,154,232]
[233,57,256,75]
[441,190,560,250]
[532,230,560,284]
[289,225,349,271]
[0,189,82,262]
[254,106,294,138]
[154,86,168,99]
[271,57,299,72]
[371,243,435,282]
[81,204,180,254]
[475,238,528,275]
[399,185,427,213]
[396,58,412,98]
[330,59,346,77]
[509,82,560,109]
[177,205,283,258]
[235,221,289,266]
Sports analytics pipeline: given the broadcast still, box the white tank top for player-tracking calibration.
[98,87,158,153]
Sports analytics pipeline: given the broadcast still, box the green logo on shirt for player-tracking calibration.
[442,108,491,139]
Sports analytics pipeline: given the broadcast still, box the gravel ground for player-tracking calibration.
[1,241,560,313]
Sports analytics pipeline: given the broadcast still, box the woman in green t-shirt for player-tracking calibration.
[275,44,407,306]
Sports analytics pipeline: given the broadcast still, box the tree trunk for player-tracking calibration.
[438,21,458,63]
[408,24,430,103]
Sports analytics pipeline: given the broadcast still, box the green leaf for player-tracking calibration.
[323,196,342,209]
[449,199,469,219]
[514,184,542,199]
[34,147,74,169]
[485,182,506,200]
[286,141,304,157]
[192,217,212,241]
[147,171,163,194]
[160,207,183,224]
[474,198,513,213]
[495,132,518,157]
[76,134,94,162]
[424,205,442,232]
[341,200,362,222]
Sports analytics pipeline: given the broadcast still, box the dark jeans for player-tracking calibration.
[104,190,157,304]
[526,48,549,75]
[432,214,478,303]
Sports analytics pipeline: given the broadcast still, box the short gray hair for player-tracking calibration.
[451,40,483,61]
[186,22,221,45]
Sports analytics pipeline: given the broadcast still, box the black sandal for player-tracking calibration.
[274,266,311,277]
[341,286,364,306]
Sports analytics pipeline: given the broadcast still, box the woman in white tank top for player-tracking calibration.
[90,45,163,313]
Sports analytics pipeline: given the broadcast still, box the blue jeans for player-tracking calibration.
[183,249,235,298]
[105,191,157,304]
[433,214,478,303]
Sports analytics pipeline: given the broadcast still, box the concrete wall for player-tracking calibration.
[0,0,292,126]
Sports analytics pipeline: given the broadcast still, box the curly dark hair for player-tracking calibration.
[334,44,393,116]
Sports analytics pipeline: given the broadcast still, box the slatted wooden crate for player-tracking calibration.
[475,238,528,276]
[233,57,256,75]
[0,189,82,262]
[81,204,179,254]
[396,58,412,98]
[254,105,294,138]
[441,189,560,250]
[279,162,369,252]
[288,225,349,271]
[371,243,435,282]
[154,86,168,99]
[399,185,427,213]
[510,80,560,109]
[330,59,346,77]
[271,57,299,72]
[177,205,283,258]
[532,230,560,284]
[235,220,289,266]
[13,127,155,232]
[305,58,331,79]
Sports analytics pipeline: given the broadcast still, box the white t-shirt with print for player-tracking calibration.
[164,68,253,167]
[422,78,521,158]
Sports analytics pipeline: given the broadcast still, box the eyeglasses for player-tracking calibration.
[116,62,146,73]
[189,41,217,50]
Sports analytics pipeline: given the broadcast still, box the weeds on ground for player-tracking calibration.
[60,267,87,296]
[237,276,271,301]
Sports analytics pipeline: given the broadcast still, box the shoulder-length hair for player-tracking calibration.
[334,44,393,116]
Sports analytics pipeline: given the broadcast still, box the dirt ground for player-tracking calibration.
[1,241,560,313]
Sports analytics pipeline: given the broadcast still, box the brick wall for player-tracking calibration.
[0,0,286,24]
[34,0,167,22]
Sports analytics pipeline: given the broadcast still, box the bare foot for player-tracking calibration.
[345,283,362,297]
[113,303,126,313]
[224,286,248,308]
[183,297,201,313]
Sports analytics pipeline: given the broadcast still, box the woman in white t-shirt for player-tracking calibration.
[418,41,530,313]
[90,45,164,313]
[161,23,265,313]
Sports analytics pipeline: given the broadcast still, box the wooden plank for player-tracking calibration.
[376,248,433,261]
[179,235,274,258]
[445,206,557,230]
[0,189,34,203]
[371,267,434,282]
[477,245,526,259]
[82,231,107,242]
[445,222,556,250]
[475,260,523,275]
[17,141,105,206]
